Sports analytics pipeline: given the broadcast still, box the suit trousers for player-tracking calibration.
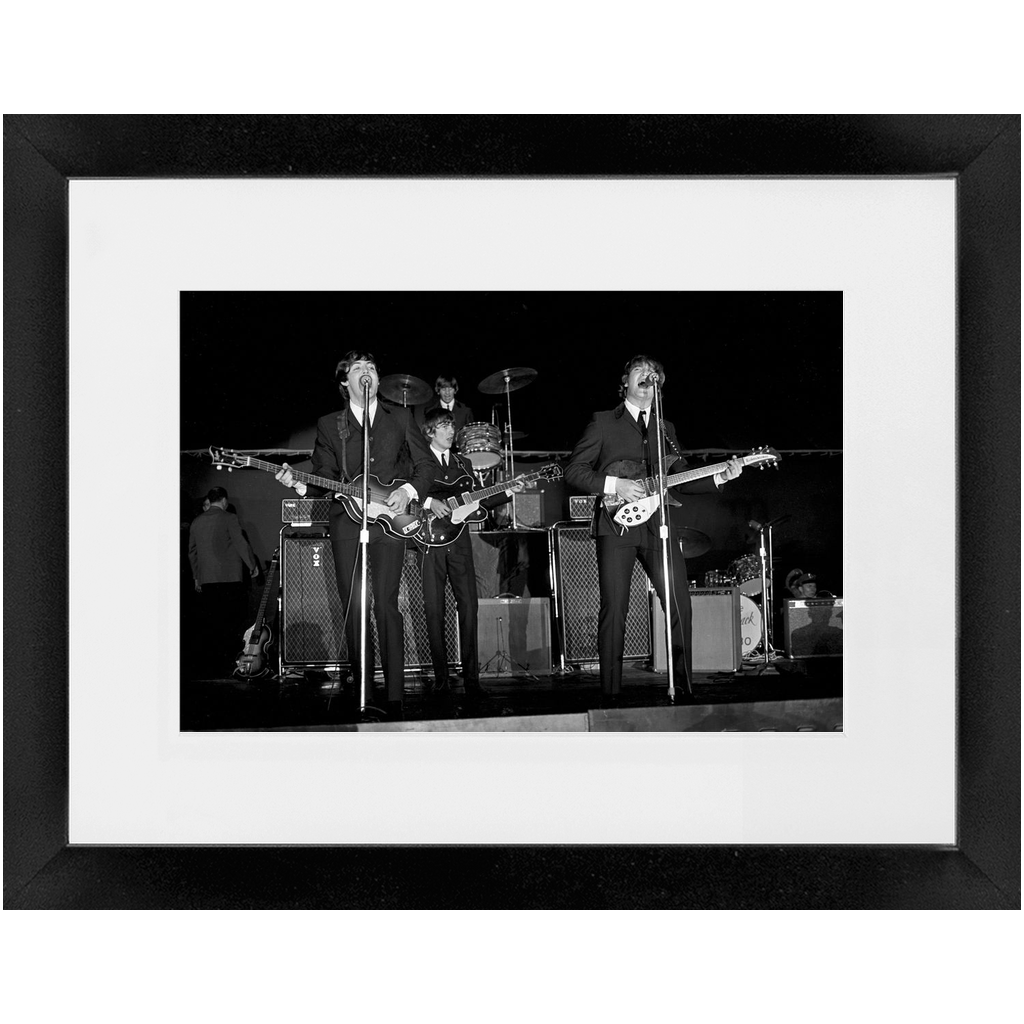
[328,518,406,704]
[421,530,479,685]
[596,527,693,695]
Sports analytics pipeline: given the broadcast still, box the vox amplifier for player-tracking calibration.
[281,497,333,524]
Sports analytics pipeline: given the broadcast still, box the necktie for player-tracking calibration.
[639,410,651,473]
[442,452,449,468]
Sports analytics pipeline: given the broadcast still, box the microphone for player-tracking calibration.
[638,373,659,388]
[748,519,763,531]
[359,374,373,389]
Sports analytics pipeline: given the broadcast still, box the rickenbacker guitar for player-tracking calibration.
[208,447,423,539]
[414,463,563,546]
[234,549,279,679]
[604,446,780,527]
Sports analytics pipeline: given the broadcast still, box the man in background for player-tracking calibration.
[188,486,259,676]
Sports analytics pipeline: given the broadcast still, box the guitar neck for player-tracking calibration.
[659,455,759,490]
[253,556,279,627]
[241,456,355,497]
[463,469,545,504]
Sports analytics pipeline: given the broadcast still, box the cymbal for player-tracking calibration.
[502,428,528,441]
[478,367,538,395]
[676,528,712,559]
[378,373,432,406]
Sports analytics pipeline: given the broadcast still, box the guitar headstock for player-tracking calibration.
[540,463,564,481]
[209,446,252,472]
[747,446,781,470]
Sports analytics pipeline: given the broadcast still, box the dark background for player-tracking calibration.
[181,289,843,591]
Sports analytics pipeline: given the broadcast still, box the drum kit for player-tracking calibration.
[702,550,777,663]
[378,366,540,529]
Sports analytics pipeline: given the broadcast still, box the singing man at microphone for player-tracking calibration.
[564,354,744,706]
[275,351,437,720]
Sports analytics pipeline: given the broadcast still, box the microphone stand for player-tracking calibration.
[502,376,518,529]
[754,522,771,667]
[357,377,374,715]
[751,516,784,669]
[648,380,676,701]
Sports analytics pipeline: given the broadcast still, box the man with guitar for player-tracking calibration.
[275,351,438,719]
[417,408,524,704]
[565,355,744,706]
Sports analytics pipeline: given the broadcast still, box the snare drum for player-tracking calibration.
[739,594,763,657]
[456,422,501,469]
[729,554,763,596]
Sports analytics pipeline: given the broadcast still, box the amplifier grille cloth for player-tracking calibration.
[280,530,459,671]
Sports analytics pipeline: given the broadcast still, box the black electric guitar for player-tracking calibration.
[209,447,423,539]
[234,549,279,679]
[413,463,563,546]
[603,446,780,527]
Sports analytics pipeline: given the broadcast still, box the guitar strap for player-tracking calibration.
[335,409,353,482]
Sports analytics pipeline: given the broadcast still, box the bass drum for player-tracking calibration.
[729,554,763,596]
[739,594,763,658]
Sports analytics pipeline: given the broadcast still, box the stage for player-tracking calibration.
[181,659,843,732]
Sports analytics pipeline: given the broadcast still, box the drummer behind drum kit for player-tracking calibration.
[378,366,541,530]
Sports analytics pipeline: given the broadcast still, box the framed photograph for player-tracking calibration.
[5,115,1018,907]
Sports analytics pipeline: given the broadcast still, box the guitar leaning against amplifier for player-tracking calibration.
[413,463,562,546]
[604,446,780,528]
[234,548,280,679]
[209,447,423,539]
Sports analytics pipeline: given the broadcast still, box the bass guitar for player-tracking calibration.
[209,447,423,539]
[604,446,780,527]
[413,463,563,546]
[234,548,279,679]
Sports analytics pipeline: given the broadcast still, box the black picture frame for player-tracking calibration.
[5,115,1019,909]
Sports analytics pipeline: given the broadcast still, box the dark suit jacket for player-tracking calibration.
[415,398,475,435]
[307,403,437,524]
[565,404,718,537]
[188,507,257,583]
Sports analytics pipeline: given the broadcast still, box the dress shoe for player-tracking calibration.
[386,700,405,721]
[670,689,697,705]
[599,694,623,710]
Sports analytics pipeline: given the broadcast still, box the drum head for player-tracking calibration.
[729,554,763,596]
[457,422,501,468]
[739,595,762,657]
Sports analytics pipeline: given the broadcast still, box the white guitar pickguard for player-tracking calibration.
[613,494,660,526]
[449,501,482,525]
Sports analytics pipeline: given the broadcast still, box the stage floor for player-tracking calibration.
[181,658,843,732]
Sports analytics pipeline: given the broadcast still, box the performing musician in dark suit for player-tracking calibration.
[416,374,475,436]
[565,355,744,704]
[276,351,437,718]
[417,408,522,703]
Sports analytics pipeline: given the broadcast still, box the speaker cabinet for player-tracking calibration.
[568,495,599,520]
[652,587,742,673]
[553,524,650,664]
[478,598,552,676]
[279,527,459,670]
[784,599,844,658]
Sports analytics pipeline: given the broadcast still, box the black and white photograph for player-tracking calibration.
[180,290,843,732]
